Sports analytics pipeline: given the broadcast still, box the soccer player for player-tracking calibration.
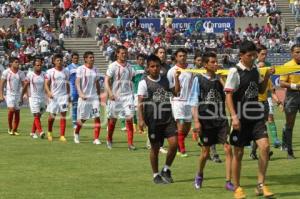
[224,41,274,199]
[73,51,102,144]
[0,57,26,135]
[138,54,180,184]
[193,54,203,69]
[250,45,282,160]
[66,53,80,129]
[21,57,46,139]
[45,54,70,142]
[154,47,170,77]
[189,52,233,191]
[280,43,300,159]
[167,48,193,157]
[105,46,135,150]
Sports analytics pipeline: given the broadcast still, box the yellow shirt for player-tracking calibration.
[279,59,300,84]
[258,79,272,102]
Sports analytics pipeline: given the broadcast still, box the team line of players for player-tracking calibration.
[1,41,297,199]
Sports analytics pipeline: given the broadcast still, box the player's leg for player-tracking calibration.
[150,142,163,184]
[194,145,210,189]
[58,111,67,142]
[47,113,56,141]
[223,143,234,191]
[267,114,281,148]
[232,146,244,190]
[71,97,78,129]
[7,107,14,134]
[107,117,117,149]
[284,111,297,158]
[255,137,274,197]
[250,141,258,160]
[34,113,44,138]
[124,98,135,150]
[12,109,20,135]
[93,117,101,144]
[31,119,37,138]
[74,119,86,144]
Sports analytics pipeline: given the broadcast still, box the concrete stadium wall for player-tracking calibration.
[0,18,38,28]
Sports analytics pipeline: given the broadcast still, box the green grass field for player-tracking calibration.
[0,107,299,199]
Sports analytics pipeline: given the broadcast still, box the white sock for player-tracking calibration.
[153,173,159,178]
[163,165,170,172]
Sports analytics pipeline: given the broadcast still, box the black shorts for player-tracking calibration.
[200,123,229,146]
[230,119,268,147]
[148,121,177,145]
[284,91,300,114]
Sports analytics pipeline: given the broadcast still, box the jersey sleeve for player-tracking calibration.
[188,77,200,106]
[76,67,82,79]
[25,72,31,83]
[1,69,8,80]
[45,69,51,80]
[106,64,116,78]
[137,80,148,97]
[224,67,239,92]
[64,69,70,80]
[167,68,175,89]
[19,71,26,82]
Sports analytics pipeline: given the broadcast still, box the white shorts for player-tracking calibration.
[171,100,192,122]
[6,95,21,110]
[46,95,68,114]
[29,97,46,114]
[77,98,100,120]
[134,94,138,109]
[107,95,134,119]
[268,97,274,115]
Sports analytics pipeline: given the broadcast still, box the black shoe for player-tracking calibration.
[287,153,296,160]
[212,155,222,163]
[269,151,273,160]
[153,174,167,184]
[161,169,174,183]
[250,152,258,160]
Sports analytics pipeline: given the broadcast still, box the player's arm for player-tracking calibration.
[137,95,145,131]
[21,80,29,100]
[105,75,115,100]
[66,79,70,102]
[259,68,274,94]
[95,78,101,102]
[280,74,300,90]
[0,78,6,101]
[44,78,53,99]
[189,77,201,134]
[173,69,181,96]
[226,92,240,130]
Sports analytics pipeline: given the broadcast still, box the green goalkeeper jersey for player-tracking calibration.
[132,64,145,94]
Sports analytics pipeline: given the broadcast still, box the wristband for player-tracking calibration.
[291,83,297,90]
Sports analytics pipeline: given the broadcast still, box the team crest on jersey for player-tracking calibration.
[152,88,172,103]
[205,89,222,103]
[150,134,155,139]
[244,82,258,99]
[203,137,208,143]
[232,136,238,142]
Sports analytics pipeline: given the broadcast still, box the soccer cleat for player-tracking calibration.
[281,143,287,151]
[269,151,274,160]
[194,175,203,189]
[121,127,126,131]
[177,151,188,158]
[32,133,38,139]
[287,153,296,160]
[161,168,174,183]
[159,147,168,154]
[250,152,258,160]
[8,129,13,135]
[212,154,222,163]
[93,139,101,145]
[106,141,112,150]
[153,174,168,184]
[128,144,136,151]
[13,131,20,136]
[59,136,67,142]
[39,132,45,139]
[47,132,53,142]
[234,187,246,199]
[74,134,80,144]
[225,181,235,191]
[255,185,274,198]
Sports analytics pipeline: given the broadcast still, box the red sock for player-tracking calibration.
[126,120,134,145]
[178,131,186,153]
[13,110,20,131]
[60,118,66,136]
[107,119,116,142]
[75,122,82,134]
[34,116,43,133]
[8,110,14,130]
[31,120,36,133]
[94,118,101,140]
[48,117,55,132]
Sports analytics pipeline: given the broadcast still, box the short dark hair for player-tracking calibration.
[33,57,44,65]
[9,56,19,63]
[52,53,63,63]
[174,48,188,56]
[194,54,202,60]
[136,54,145,60]
[154,47,166,55]
[71,52,79,58]
[83,51,94,59]
[202,51,217,64]
[146,54,161,67]
[291,44,300,52]
[256,45,267,53]
[116,45,127,54]
[239,40,257,54]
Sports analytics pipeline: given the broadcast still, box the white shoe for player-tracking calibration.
[121,127,126,131]
[74,134,80,144]
[93,139,101,145]
[32,133,38,139]
[159,147,168,154]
